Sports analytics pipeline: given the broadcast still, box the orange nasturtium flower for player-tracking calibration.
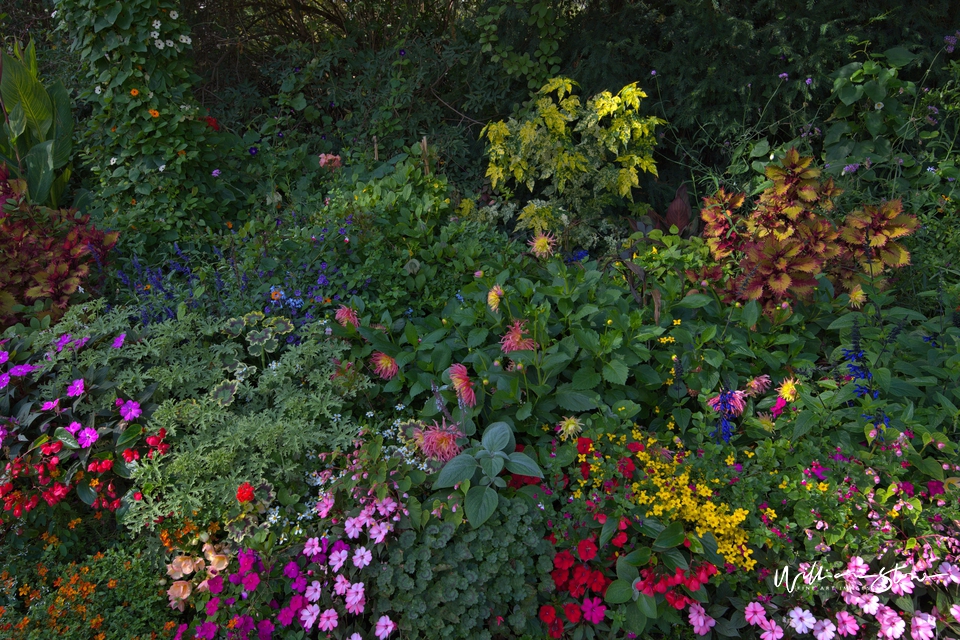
[130,88,140,97]
[149,109,160,118]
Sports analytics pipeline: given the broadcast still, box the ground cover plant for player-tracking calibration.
[2,2,960,640]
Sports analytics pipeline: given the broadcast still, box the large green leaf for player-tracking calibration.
[481,421,512,452]
[24,140,54,204]
[48,80,73,169]
[464,485,498,528]
[604,579,634,604]
[652,520,686,550]
[434,453,478,488]
[1,53,53,143]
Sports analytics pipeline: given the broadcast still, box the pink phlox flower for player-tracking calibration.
[303,537,322,557]
[345,516,363,539]
[788,607,816,634]
[813,618,837,640]
[759,618,784,640]
[67,378,85,397]
[581,597,606,625]
[334,574,351,596]
[375,615,396,640]
[316,493,335,518]
[120,400,142,421]
[910,612,937,640]
[300,604,321,630]
[329,549,348,572]
[745,602,767,626]
[352,546,372,569]
[305,580,322,603]
[370,522,392,544]
[317,608,339,632]
[835,611,859,636]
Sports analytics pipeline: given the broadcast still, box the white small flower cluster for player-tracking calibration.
[365,411,375,418]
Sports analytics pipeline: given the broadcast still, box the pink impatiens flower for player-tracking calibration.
[375,615,396,640]
[835,611,859,636]
[345,516,363,539]
[112,333,126,349]
[305,580,322,603]
[334,574,351,596]
[329,549,348,572]
[788,607,816,634]
[317,609,338,632]
[352,546,372,569]
[370,522,391,544]
[910,612,936,640]
[300,604,320,630]
[65,421,83,435]
[745,602,767,626]
[760,618,785,640]
[813,618,837,640]
[581,597,606,625]
[77,427,99,448]
[42,399,60,412]
[67,378,85,397]
[120,400,142,421]
[317,493,334,518]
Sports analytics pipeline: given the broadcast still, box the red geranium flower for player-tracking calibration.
[577,539,598,562]
[236,482,255,503]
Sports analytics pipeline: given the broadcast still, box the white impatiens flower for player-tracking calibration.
[153,19,161,28]
[169,10,178,19]
[110,157,117,165]
[165,39,174,48]
[51,10,58,18]
[150,30,159,38]
[94,86,102,94]
[155,39,165,49]
[179,35,191,44]
[158,164,166,172]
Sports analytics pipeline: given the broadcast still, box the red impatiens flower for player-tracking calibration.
[564,602,582,624]
[577,539,598,562]
[236,482,255,503]
[576,437,593,455]
[554,550,575,570]
[539,605,557,624]
[611,531,628,548]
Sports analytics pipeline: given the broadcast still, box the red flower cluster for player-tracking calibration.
[145,427,170,458]
[633,562,718,610]
[204,116,220,131]
[237,482,255,503]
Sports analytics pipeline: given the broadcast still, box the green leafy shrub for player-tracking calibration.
[483,77,664,250]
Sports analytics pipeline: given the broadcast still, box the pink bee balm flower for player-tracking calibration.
[448,363,476,407]
[745,602,767,626]
[375,615,396,640]
[300,604,320,630]
[352,546,372,569]
[67,378,85,397]
[120,400,142,421]
[412,418,464,462]
[335,305,360,329]
[835,611,859,636]
[77,427,99,448]
[813,618,837,640]
[500,319,537,353]
[910,612,936,640]
[745,374,772,396]
[370,352,399,380]
[528,231,557,259]
[317,609,338,632]
[759,618,784,640]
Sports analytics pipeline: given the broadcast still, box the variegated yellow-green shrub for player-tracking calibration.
[481,77,665,250]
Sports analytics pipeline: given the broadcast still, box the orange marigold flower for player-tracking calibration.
[335,305,360,329]
[226,221,233,229]
[448,363,477,407]
[149,109,160,118]
[130,89,140,97]
[107,579,118,589]
[501,319,537,353]
[370,352,399,380]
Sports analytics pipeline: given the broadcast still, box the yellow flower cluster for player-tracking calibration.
[629,437,755,570]
[658,335,676,344]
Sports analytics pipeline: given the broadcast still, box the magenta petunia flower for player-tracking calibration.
[77,427,99,448]
[120,400,142,421]
[67,378,85,397]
